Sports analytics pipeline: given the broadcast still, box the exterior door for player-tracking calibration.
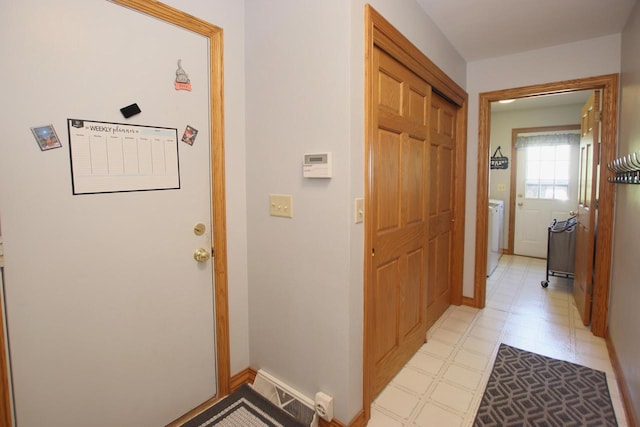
[574,92,600,325]
[514,133,580,258]
[426,94,456,329]
[0,2,217,426]
[368,46,431,398]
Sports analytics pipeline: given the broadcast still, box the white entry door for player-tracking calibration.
[514,137,580,258]
[0,2,216,426]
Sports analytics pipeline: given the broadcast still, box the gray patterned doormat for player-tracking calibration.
[474,343,618,426]
[181,384,306,427]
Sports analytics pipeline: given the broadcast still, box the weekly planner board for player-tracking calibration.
[67,119,180,194]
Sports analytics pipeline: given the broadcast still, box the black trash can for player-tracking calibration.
[541,216,577,288]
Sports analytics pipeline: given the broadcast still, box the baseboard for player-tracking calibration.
[605,332,639,427]
[462,296,479,308]
[346,409,367,426]
[229,367,257,392]
[319,417,345,427]
[317,409,365,427]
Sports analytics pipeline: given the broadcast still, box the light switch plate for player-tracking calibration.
[269,194,293,218]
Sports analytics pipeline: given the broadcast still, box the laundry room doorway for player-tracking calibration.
[475,75,618,338]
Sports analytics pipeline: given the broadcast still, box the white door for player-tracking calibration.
[514,138,580,258]
[0,2,216,426]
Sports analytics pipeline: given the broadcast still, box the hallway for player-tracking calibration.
[368,255,627,426]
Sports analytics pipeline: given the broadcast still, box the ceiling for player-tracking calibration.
[490,91,591,113]
[415,0,637,62]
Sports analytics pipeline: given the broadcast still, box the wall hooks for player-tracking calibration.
[607,150,640,184]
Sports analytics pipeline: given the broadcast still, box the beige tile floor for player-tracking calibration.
[368,255,628,427]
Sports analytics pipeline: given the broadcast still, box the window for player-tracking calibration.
[524,144,570,200]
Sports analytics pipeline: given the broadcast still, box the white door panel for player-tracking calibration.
[514,140,579,258]
[514,206,546,258]
[0,2,216,426]
[552,210,572,222]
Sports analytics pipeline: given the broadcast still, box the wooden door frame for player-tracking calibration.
[0,271,10,427]
[363,5,467,422]
[114,0,232,399]
[474,74,618,338]
[507,124,581,255]
[0,1,231,425]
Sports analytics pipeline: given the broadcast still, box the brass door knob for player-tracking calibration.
[193,248,211,263]
[569,210,577,216]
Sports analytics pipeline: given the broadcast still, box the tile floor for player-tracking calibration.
[368,255,628,426]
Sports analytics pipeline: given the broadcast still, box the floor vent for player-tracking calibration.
[251,369,318,427]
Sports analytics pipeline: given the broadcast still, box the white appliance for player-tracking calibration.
[487,199,504,276]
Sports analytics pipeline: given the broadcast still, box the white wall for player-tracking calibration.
[489,104,583,249]
[245,0,465,422]
[611,1,640,421]
[354,0,467,88]
[464,35,622,297]
[245,1,353,420]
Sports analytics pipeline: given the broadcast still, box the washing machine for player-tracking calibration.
[487,199,504,276]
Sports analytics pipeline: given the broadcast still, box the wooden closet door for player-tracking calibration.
[368,46,431,398]
[426,93,456,329]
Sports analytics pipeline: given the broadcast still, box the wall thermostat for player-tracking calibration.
[303,152,332,178]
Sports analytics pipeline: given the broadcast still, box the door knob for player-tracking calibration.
[193,248,211,263]
[569,210,577,216]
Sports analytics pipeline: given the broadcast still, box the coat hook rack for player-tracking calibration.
[607,150,640,184]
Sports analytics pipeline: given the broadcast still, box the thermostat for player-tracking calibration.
[303,152,332,178]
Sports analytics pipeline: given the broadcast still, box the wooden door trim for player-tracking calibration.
[0,272,10,427]
[110,0,231,395]
[475,74,618,338]
[364,5,467,421]
[507,124,581,255]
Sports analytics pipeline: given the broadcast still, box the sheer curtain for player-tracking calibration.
[515,132,580,149]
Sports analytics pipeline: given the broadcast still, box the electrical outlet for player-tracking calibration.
[269,194,293,218]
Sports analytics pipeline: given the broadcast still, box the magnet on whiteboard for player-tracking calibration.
[175,59,192,91]
[120,103,141,118]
